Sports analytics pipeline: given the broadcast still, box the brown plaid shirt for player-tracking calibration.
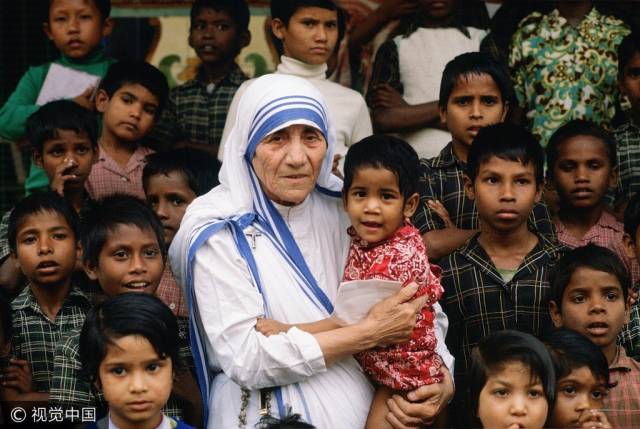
[440,233,566,395]
[606,346,640,429]
[149,64,247,152]
[10,285,91,392]
[413,143,556,240]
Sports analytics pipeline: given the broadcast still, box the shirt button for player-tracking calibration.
[121,176,129,182]
[169,303,176,310]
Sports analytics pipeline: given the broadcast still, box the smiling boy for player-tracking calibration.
[220,0,372,169]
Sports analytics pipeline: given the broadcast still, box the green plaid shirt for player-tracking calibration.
[49,316,192,420]
[413,143,557,239]
[0,209,11,263]
[612,113,640,206]
[440,233,567,394]
[149,64,247,152]
[10,285,91,392]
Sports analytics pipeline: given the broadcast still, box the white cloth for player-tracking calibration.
[219,56,372,166]
[395,27,486,158]
[171,74,453,429]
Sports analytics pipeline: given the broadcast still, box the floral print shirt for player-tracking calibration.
[509,7,629,145]
[343,222,444,390]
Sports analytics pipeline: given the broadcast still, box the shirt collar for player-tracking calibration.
[555,210,623,235]
[277,55,327,80]
[194,63,247,87]
[58,47,107,66]
[11,285,90,314]
[610,346,634,372]
[547,6,600,29]
[109,413,171,429]
[428,142,465,170]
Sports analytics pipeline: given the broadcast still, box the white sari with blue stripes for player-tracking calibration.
[170,75,374,428]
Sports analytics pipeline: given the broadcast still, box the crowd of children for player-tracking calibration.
[2,0,640,428]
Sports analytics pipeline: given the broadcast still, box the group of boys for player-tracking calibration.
[2,0,640,428]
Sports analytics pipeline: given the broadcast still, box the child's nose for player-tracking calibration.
[129,253,147,273]
[129,370,148,393]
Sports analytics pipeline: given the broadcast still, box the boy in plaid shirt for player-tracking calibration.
[414,52,555,261]
[3,193,91,408]
[550,244,640,429]
[439,124,566,428]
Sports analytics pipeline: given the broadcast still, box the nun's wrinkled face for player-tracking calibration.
[252,124,327,206]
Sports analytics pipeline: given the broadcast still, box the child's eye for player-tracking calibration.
[147,363,160,373]
[76,146,90,155]
[215,23,230,31]
[351,190,366,198]
[111,367,126,376]
[484,176,498,184]
[326,21,337,29]
[53,16,67,23]
[22,236,37,245]
[592,389,606,400]
[571,294,586,304]
[381,193,396,200]
[492,389,508,397]
[52,232,68,240]
[144,248,160,258]
[528,389,543,398]
[120,94,133,104]
[562,385,577,396]
[170,197,185,206]
[558,162,575,172]
[49,148,64,157]
[515,178,531,185]
[80,14,93,20]
[481,96,498,105]
[605,291,619,301]
[588,161,603,170]
[302,19,315,28]
[143,106,157,116]
[113,250,129,259]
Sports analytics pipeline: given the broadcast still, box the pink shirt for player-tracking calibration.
[156,263,188,318]
[606,346,640,429]
[554,211,640,284]
[85,145,153,200]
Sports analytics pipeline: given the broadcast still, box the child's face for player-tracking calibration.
[44,0,112,59]
[440,73,508,149]
[189,8,248,66]
[477,361,548,429]
[550,267,630,357]
[12,210,79,288]
[34,129,97,193]
[620,51,640,112]
[145,171,197,245]
[549,136,616,212]
[97,334,172,429]
[84,225,164,297]
[418,0,455,20]
[96,84,160,143]
[465,156,541,235]
[344,167,418,244]
[271,7,338,66]
[551,366,608,428]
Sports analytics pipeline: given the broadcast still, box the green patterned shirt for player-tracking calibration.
[509,8,630,145]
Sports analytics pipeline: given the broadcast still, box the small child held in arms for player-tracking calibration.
[143,148,220,317]
[49,195,201,426]
[150,0,250,155]
[469,330,554,429]
[257,135,447,429]
[0,100,99,297]
[85,60,169,200]
[0,0,114,195]
[79,293,195,429]
[549,244,640,429]
[546,328,613,429]
[4,193,91,408]
[546,119,639,284]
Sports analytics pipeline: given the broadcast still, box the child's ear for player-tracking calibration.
[403,193,420,218]
[549,300,564,328]
[342,192,348,211]
[93,376,102,392]
[101,17,114,38]
[623,232,637,260]
[534,181,543,203]
[83,260,99,281]
[463,175,475,200]
[32,149,44,168]
[438,105,447,128]
[500,100,509,122]
[75,241,83,263]
[94,89,110,113]
[271,18,287,42]
[42,22,54,41]
[609,165,619,189]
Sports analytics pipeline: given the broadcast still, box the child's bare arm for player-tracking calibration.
[256,318,342,336]
[423,228,476,260]
[0,359,49,403]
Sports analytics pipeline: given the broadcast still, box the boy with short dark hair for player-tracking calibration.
[414,52,555,261]
[612,31,640,214]
[0,100,99,296]
[546,119,639,284]
[0,0,114,194]
[439,123,565,427]
[220,0,372,167]
[85,59,169,201]
[549,244,640,429]
[49,195,201,426]
[143,148,220,317]
[3,192,91,407]
[150,0,251,155]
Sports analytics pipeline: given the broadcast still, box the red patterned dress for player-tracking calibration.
[343,221,444,390]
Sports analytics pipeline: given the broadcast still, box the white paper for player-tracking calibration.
[332,279,402,325]
[35,63,101,106]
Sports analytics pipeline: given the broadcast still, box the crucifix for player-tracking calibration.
[246,230,262,249]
